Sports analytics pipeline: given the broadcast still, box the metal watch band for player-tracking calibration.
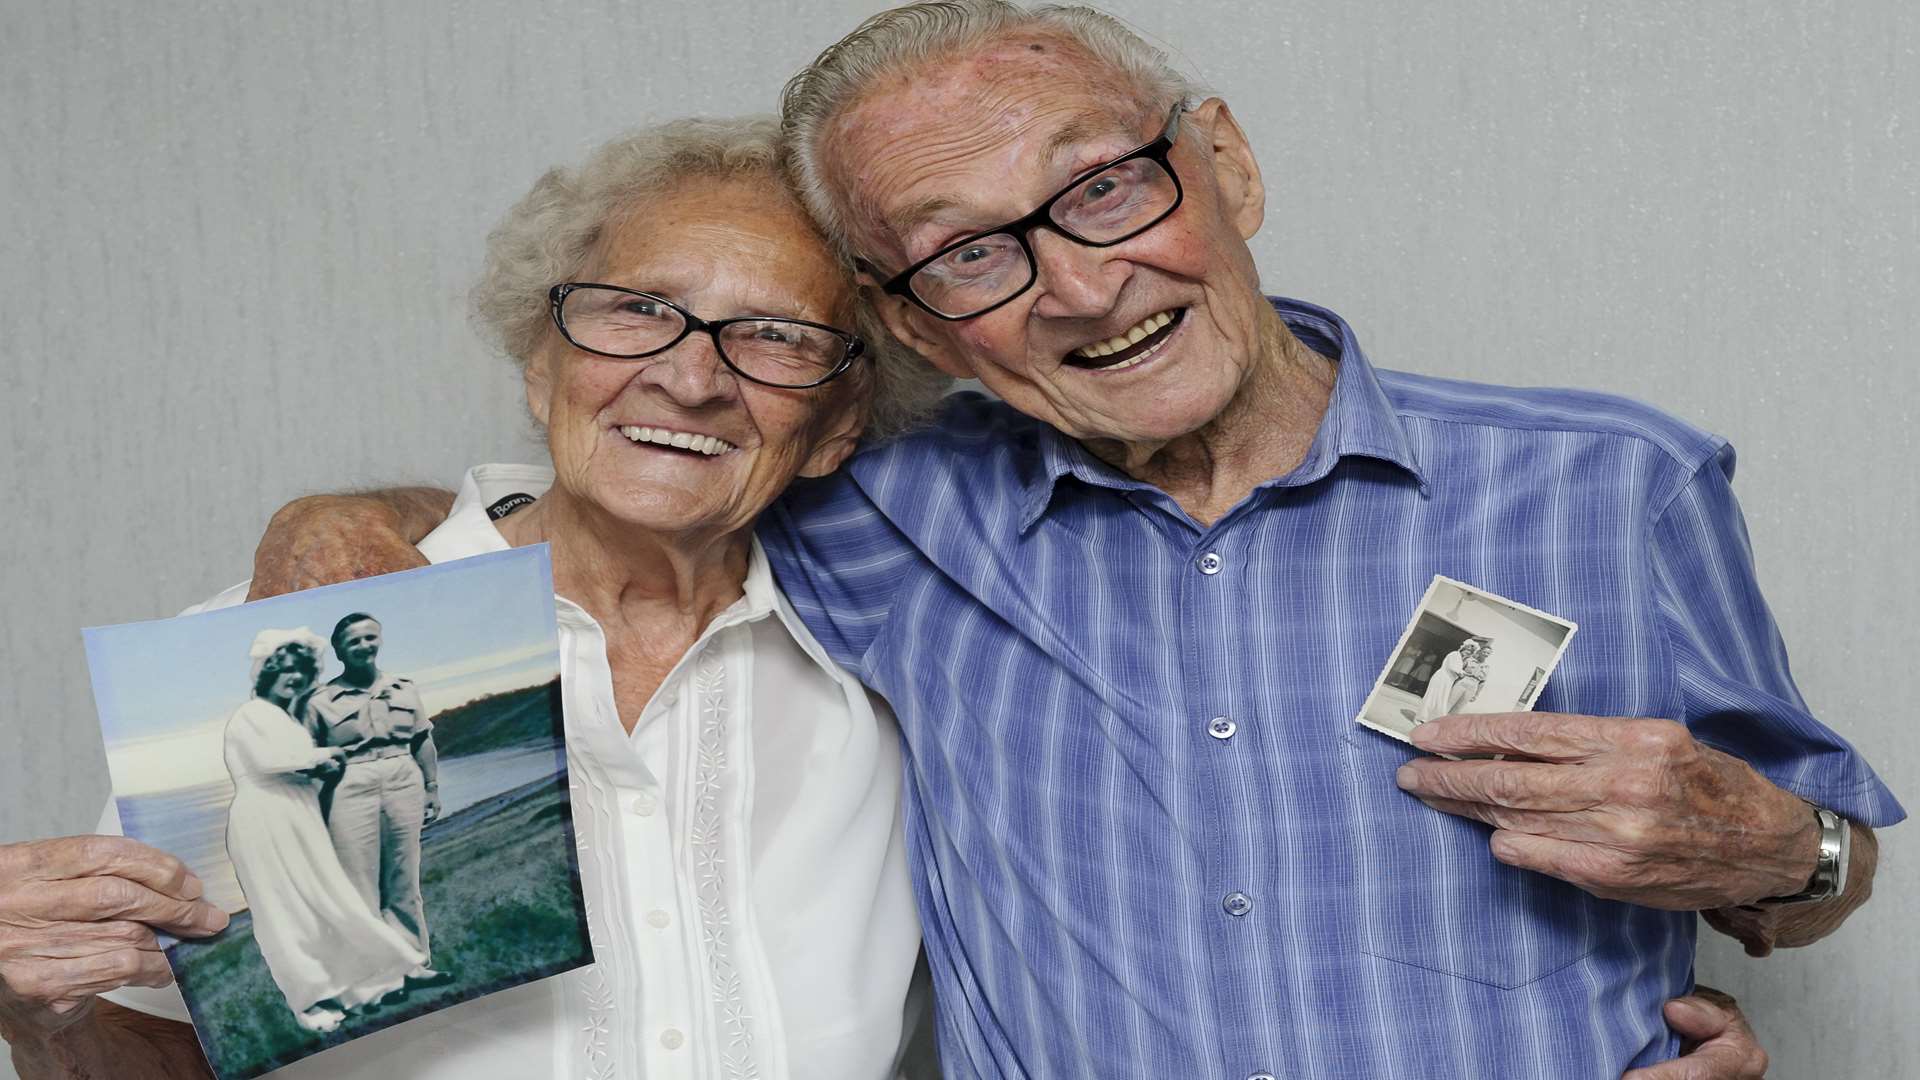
[1759,805,1849,905]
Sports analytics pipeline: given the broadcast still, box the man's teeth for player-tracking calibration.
[618,426,735,456]
[1073,310,1177,359]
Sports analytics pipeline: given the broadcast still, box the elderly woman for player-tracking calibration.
[0,117,943,1080]
[223,629,424,1035]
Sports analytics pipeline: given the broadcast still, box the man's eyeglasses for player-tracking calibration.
[873,105,1186,321]
[548,284,865,390]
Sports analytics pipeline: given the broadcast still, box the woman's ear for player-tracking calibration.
[798,385,868,478]
[523,347,554,428]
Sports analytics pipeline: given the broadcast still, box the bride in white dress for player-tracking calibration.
[1415,638,1489,724]
[223,628,426,1033]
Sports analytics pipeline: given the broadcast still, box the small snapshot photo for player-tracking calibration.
[84,546,590,1080]
[1355,575,1578,745]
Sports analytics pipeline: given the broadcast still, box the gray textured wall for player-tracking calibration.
[4,2,1914,1076]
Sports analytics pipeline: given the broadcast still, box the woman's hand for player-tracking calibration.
[1622,986,1769,1079]
[297,748,347,782]
[0,837,228,1024]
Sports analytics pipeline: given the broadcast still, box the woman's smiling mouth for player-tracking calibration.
[617,425,737,456]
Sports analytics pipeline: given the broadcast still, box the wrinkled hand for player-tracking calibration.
[1623,986,1768,1079]
[1395,713,1817,909]
[0,837,228,1024]
[248,494,429,601]
[423,788,442,825]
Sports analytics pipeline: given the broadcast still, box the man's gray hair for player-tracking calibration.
[472,115,949,440]
[780,0,1202,256]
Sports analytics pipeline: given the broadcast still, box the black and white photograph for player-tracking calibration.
[83,547,588,1080]
[1355,575,1578,745]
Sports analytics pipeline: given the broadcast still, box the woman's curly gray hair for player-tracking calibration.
[471,115,950,440]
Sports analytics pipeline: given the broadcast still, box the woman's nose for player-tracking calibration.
[637,331,736,404]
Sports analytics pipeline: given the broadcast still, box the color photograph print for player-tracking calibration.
[1355,575,1579,745]
[84,546,589,1080]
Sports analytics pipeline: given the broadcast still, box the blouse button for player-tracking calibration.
[660,1028,685,1050]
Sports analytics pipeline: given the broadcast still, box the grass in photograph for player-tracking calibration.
[170,771,588,1080]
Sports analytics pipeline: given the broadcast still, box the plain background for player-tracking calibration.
[3,1,1914,1076]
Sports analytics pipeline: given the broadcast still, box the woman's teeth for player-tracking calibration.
[1072,309,1178,360]
[618,425,735,456]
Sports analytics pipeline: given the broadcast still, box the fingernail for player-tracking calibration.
[181,875,205,900]
[1395,764,1418,789]
[201,906,231,933]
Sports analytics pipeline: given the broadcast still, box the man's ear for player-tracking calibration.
[860,278,974,380]
[1188,98,1266,241]
[522,347,554,428]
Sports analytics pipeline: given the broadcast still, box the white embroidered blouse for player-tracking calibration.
[101,464,926,1080]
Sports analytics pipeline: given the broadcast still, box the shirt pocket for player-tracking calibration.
[1338,726,1605,989]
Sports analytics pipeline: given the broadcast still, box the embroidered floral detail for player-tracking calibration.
[576,965,616,1080]
[692,650,759,1079]
[565,732,618,1077]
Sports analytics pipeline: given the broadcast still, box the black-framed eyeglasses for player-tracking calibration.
[872,105,1186,321]
[548,284,865,390]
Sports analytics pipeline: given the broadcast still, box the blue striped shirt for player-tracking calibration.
[759,297,1903,1080]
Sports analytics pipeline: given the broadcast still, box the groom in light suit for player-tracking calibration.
[302,612,452,986]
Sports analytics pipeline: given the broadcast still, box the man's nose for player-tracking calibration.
[1026,228,1129,320]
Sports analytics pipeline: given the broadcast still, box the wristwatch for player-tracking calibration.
[1759,805,1850,904]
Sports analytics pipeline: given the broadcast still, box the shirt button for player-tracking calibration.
[1207,716,1237,740]
[1249,1073,1278,1080]
[646,909,671,929]
[630,795,656,817]
[1197,551,1224,575]
[660,1027,685,1050]
[1223,891,1254,917]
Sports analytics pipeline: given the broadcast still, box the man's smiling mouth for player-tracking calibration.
[1065,308,1186,371]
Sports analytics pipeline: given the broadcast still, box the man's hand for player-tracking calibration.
[422,788,442,825]
[1623,986,1768,1079]
[248,488,453,600]
[0,838,228,1024]
[1394,713,1817,910]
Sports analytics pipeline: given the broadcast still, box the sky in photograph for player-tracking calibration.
[86,547,559,796]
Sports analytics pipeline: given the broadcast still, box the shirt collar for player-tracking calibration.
[1017,296,1427,533]
[420,464,843,678]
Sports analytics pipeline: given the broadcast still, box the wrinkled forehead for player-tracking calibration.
[590,178,855,320]
[825,35,1161,252]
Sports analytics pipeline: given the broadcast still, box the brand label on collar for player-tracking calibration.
[486,493,537,520]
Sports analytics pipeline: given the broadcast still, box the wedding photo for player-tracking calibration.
[1355,575,1578,744]
[83,547,589,1080]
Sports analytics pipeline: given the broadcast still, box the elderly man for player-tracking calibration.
[108,3,1898,1078]
[752,4,1898,1075]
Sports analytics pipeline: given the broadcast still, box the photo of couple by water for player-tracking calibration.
[85,547,590,1080]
